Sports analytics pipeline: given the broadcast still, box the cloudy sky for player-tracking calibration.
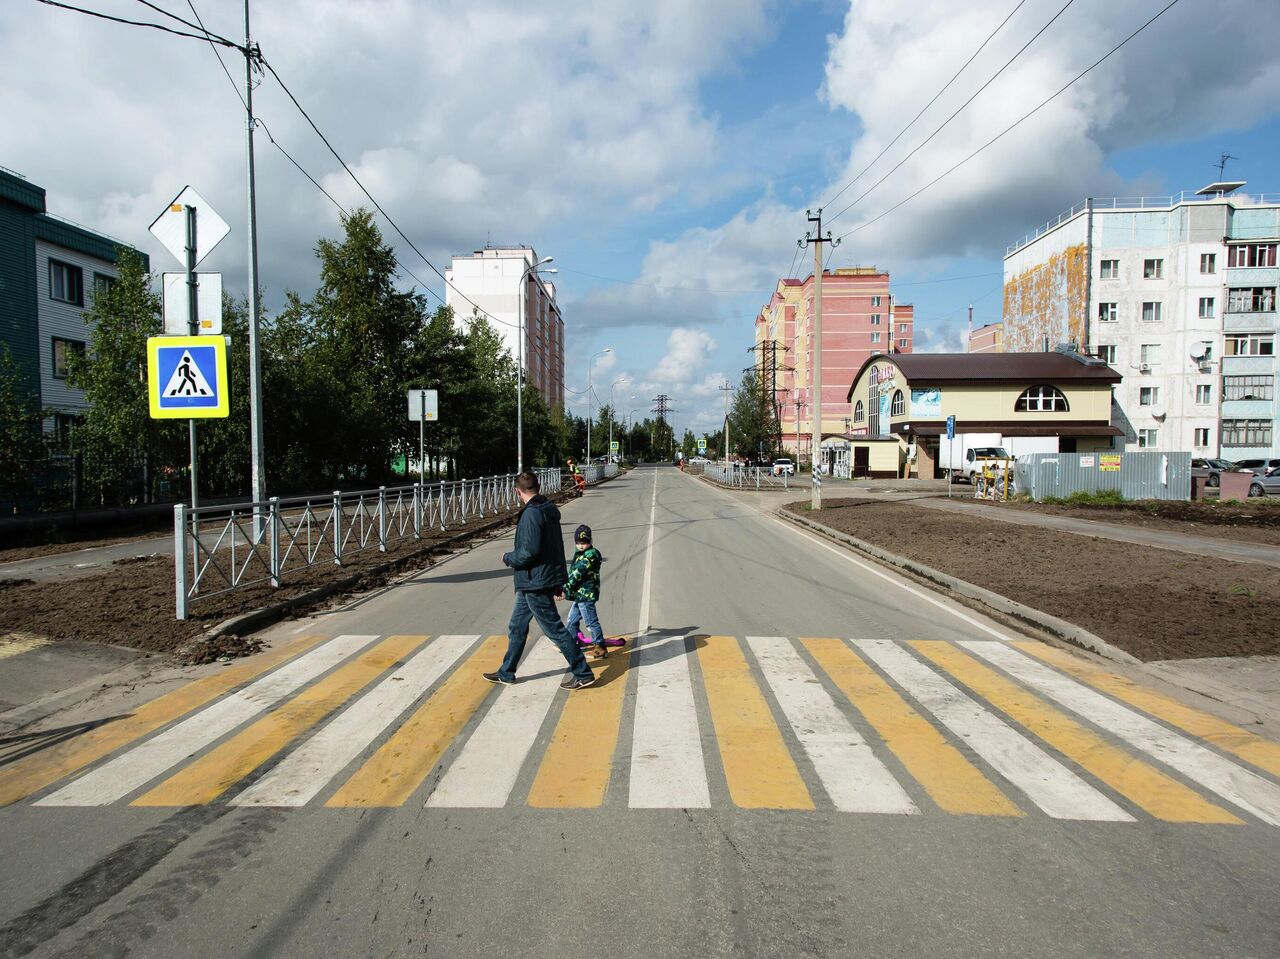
[6,0,1280,436]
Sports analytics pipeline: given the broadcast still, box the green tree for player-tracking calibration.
[0,344,47,507]
[728,370,774,462]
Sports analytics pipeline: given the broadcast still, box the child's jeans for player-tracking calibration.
[566,600,605,643]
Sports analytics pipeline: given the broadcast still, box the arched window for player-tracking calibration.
[853,400,864,423]
[890,389,905,417]
[1016,385,1070,412]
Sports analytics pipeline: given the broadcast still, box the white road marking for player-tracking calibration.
[232,635,480,808]
[638,471,657,635]
[425,639,565,808]
[629,632,712,809]
[856,640,1134,821]
[37,634,382,807]
[962,641,1280,827]
[746,636,917,814]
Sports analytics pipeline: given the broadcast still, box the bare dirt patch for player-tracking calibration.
[992,497,1280,546]
[789,498,1278,661]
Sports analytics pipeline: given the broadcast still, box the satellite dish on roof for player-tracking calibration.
[1190,342,1208,360]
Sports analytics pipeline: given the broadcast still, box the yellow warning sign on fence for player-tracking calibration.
[1098,454,1122,472]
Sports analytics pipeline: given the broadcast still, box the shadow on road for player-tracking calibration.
[0,715,129,768]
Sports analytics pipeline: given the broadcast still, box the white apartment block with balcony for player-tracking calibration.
[1003,184,1279,459]
[443,246,564,408]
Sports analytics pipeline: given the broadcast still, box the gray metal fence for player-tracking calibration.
[704,463,791,490]
[1013,451,1191,501]
[172,465,610,619]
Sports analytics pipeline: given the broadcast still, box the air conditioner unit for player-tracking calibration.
[1139,363,1151,373]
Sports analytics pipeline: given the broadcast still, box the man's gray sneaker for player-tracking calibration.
[483,671,514,685]
[560,674,596,690]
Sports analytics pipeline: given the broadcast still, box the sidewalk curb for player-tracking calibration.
[778,508,1141,666]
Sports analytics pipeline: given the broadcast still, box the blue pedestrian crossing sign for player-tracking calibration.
[147,336,229,419]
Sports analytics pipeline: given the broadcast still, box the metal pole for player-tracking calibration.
[174,503,188,620]
[419,392,425,485]
[809,211,824,510]
[517,265,526,473]
[244,0,267,527]
[185,204,199,510]
[586,360,592,465]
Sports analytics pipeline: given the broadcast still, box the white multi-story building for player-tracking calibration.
[1003,183,1279,459]
[443,246,564,409]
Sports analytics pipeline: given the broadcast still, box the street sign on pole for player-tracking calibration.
[163,272,223,335]
[147,336,229,419]
[946,415,955,498]
[610,441,619,453]
[149,187,230,266]
[407,389,439,422]
[946,415,956,440]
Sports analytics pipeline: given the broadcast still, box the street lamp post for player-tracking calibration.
[516,256,556,473]
[586,348,612,466]
[628,406,641,459]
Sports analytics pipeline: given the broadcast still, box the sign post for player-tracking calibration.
[946,415,956,499]
[407,389,439,482]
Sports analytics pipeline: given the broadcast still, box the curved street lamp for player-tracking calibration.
[585,348,612,463]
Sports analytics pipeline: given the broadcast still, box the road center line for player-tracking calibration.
[638,470,657,635]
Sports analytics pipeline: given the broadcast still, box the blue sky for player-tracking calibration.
[4,0,1280,438]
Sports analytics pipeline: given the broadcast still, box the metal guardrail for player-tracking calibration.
[173,466,599,619]
[703,463,791,490]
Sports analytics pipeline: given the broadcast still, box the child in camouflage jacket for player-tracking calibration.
[563,524,624,654]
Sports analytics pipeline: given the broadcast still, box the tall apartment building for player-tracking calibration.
[755,267,913,463]
[444,246,564,409]
[1003,184,1279,459]
[0,167,148,442]
[968,322,1003,353]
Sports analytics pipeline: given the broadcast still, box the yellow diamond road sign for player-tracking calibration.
[147,336,229,419]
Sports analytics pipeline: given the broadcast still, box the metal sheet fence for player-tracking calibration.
[173,466,615,620]
[703,464,791,490]
[1013,451,1191,502]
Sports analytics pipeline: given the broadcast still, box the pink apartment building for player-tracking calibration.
[968,322,1003,354]
[755,267,914,463]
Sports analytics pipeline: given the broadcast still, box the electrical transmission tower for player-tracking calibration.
[745,340,790,455]
[651,394,674,455]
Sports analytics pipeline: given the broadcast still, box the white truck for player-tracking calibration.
[936,433,1056,483]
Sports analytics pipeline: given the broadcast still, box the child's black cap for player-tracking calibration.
[574,524,592,544]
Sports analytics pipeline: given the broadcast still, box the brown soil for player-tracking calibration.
[789,498,1279,662]
[993,498,1280,546]
[0,495,564,664]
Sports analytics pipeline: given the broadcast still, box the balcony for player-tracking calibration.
[1223,311,1278,333]
[1225,266,1279,286]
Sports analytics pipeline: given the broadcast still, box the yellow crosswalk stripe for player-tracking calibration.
[1016,642,1280,779]
[698,635,813,810]
[528,648,632,808]
[0,632,50,661]
[803,638,1021,817]
[913,642,1242,824]
[0,633,331,807]
[327,634,505,807]
[133,634,428,807]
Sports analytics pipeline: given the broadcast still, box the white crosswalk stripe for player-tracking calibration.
[747,636,917,814]
[233,635,481,808]
[628,633,711,809]
[36,634,381,807]
[856,640,1135,821]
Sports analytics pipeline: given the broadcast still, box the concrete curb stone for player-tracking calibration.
[778,507,1142,666]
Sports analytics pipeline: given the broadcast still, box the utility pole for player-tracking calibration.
[651,394,672,460]
[800,209,837,509]
[243,0,266,524]
[719,380,732,464]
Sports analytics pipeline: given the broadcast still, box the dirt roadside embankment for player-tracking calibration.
[787,498,1278,662]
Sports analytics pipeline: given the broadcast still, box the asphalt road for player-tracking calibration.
[2,465,1279,959]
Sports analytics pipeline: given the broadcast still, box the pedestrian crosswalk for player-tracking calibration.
[4,632,1280,827]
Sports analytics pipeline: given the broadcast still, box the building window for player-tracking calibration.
[1222,374,1274,401]
[891,390,904,417]
[92,273,115,295]
[897,339,907,350]
[1100,259,1119,279]
[870,314,881,325]
[1098,302,1118,322]
[1015,385,1070,413]
[1142,301,1162,323]
[1096,345,1116,364]
[1139,387,1159,406]
[898,323,908,333]
[1200,253,1216,274]
[1227,243,1278,268]
[51,337,85,379]
[853,400,864,423]
[1195,384,1212,404]
[49,259,83,306]
[1140,343,1161,366]
[1224,334,1275,356]
[1143,258,1163,279]
[1198,297,1215,319]
[1138,429,1159,448]
[871,295,881,307]
[1222,419,1273,447]
[870,331,882,344]
[1226,287,1276,313]
[1194,428,1210,447]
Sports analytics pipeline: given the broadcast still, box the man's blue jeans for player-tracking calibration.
[566,600,605,643]
[500,589,594,682]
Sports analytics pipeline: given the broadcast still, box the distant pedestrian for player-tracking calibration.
[485,471,595,690]
[563,524,624,657]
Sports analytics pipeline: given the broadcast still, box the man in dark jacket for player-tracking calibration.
[485,471,595,689]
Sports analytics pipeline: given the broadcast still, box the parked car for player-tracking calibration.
[1191,457,1239,488]
[772,458,795,476]
[1233,457,1280,477]
[689,456,709,464]
[1248,470,1280,497]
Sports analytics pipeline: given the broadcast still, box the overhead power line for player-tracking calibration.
[837,0,1184,244]
[825,0,1077,230]
[33,0,240,47]
[823,0,1029,212]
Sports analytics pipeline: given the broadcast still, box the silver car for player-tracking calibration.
[1247,470,1280,497]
